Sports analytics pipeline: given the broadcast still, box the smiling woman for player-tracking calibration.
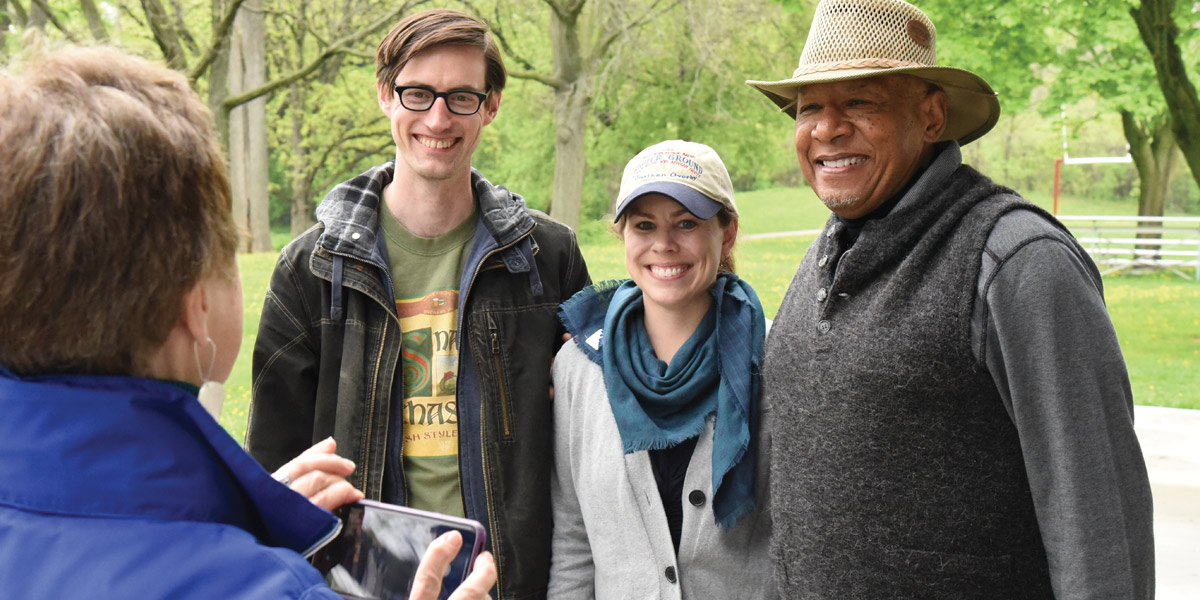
[549,140,775,599]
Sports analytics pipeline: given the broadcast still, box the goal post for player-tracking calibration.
[1052,154,1133,215]
[1052,106,1133,215]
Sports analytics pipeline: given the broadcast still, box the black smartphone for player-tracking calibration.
[311,500,487,600]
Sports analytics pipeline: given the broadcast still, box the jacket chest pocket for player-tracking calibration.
[468,304,559,443]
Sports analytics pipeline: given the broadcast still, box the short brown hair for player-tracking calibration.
[375,9,506,93]
[0,46,240,377]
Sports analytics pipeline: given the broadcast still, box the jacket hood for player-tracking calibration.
[315,163,535,259]
[0,370,339,556]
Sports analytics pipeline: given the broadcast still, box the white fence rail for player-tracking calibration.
[1058,215,1200,281]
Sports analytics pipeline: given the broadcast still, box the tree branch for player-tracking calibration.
[29,0,78,42]
[1131,0,1200,189]
[118,3,147,29]
[507,68,568,90]
[169,0,200,53]
[542,0,572,22]
[8,0,30,28]
[314,139,394,193]
[188,0,247,81]
[588,0,677,67]
[141,0,187,69]
[79,0,110,41]
[339,48,375,60]
[461,0,538,72]
[222,0,423,110]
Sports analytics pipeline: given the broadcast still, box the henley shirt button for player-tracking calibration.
[665,566,677,584]
[817,288,828,302]
[817,320,831,334]
[351,232,361,241]
[688,490,705,507]
[819,255,829,268]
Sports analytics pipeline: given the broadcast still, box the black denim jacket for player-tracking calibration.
[247,164,589,600]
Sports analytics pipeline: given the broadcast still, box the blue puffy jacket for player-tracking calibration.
[0,368,342,599]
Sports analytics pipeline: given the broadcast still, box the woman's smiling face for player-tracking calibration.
[621,193,736,322]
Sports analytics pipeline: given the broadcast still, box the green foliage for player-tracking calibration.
[578,0,808,218]
[468,0,809,222]
[921,0,1058,114]
[1168,162,1200,213]
[472,77,558,212]
[923,0,1200,214]
[262,0,407,229]
[10,0,1197,433]
[265,67,393,225]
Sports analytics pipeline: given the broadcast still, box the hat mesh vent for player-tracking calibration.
[795,0,937,75]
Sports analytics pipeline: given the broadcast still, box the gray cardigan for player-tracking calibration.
[549,341,776,600]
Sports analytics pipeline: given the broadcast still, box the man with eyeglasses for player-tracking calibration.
[246,9,590,599]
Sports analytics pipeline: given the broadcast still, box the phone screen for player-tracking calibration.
[312,500,486,600]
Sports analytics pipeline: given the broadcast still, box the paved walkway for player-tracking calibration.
[741,229,822,241]
[1135,405,1200,598]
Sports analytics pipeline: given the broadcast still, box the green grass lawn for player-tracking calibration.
[221,188,1200,440]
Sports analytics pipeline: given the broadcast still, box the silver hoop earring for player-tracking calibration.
[193,336,216,382]
[192,336,225,420]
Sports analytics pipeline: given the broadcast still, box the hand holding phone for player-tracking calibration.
[312,500,487,600]
[410,532,496,600]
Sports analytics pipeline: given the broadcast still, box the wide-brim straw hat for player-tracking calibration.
[746,0,1000,145]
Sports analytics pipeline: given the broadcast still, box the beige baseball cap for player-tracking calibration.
[613,140,738,222]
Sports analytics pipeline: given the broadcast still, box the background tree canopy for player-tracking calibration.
[2,0,1197,245]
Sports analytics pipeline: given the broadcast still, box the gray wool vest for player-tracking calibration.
[764,165,1059,599]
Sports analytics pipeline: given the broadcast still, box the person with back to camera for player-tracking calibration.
[549,140,775,599]
[745,0,1154,597]
[0,45,494,600]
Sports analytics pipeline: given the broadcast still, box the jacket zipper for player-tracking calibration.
[487,313,512,437]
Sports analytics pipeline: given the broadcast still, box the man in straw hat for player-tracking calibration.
[747,0,1154,597]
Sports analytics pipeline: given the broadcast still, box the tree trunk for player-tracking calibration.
[1001,114,1016,184]
[227,0,272,252]
[1123,111,1174,220]
[28,0,46,29]
[546,1,589,229]
[550,83,591,229]
[6,0,28,29]
[141,0,187,69]
[80,0,109,41]
[0,0,9,54]
[1132,0,1200,191]
[1122,110,1176,262]
[289,83,316,237]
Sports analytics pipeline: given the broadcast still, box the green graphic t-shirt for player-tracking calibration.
[382,207,477,517]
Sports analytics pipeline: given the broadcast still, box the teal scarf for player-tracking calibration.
[600,273,765,528]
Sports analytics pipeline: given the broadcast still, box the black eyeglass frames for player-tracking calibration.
[392,85,490,116]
